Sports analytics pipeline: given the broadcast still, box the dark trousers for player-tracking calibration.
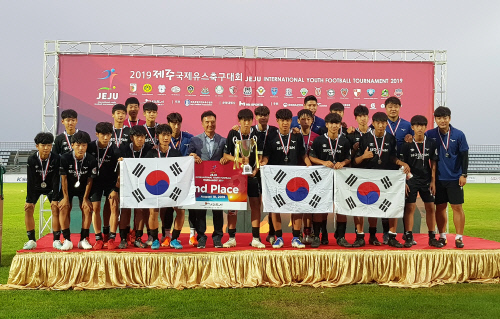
[163,207,194,229]
[188,209,224,240]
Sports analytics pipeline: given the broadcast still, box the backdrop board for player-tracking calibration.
[58,55,434,135]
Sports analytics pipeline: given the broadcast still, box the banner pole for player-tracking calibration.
[0,165,5,263]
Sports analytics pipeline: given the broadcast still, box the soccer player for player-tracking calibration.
[53,109,78,155]
[222,109,265,248]
[143,102,159,148]
[187,111,228,249]
[384,96,413,151]
[318,102,350,136]
[119,125,152,248]
[58,131,97,251]
[87,122,121,250]
[291,95,325,134]
[400,115,443,248]
[110,104,130,148]
[145,124,184,250]
[125,97,146,127]
[297,109,319,244]
[309,113,352,247]
[354,112,410,248]
[425,106,469,248]
[162,112,196,247]
[23,132,61,250]
[261,108,312,249]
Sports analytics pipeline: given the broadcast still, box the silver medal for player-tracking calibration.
[445,153,450,158]
[378,159,382,165]
[41,182,47,188]
[284,156,288,163]
[75,181,81,188]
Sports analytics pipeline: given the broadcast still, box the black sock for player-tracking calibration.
[109,232,116,239]
[268,215,275,236]
[336,222,347,239]
[95,232,103,241]
[292,229,300,238]
[356,233,365,240]
[151,229,159,241]
[369,227,377,237]
[388,232,396,239]
[321,220,328,235]
[252,227,260,238]
[103,226,110,235]
[147,229,151,236]
[276,230,283,238]
[228,228,236,238]
[405,231,413,240]
[172,229,181,240]
[428,231,435,239]
[53,230,61,241]
[162,226,166,237]
[62,228,71,241]
[313,222,321,238]
[119,229,128,241]
[80,228,86,241]
[136,230,143,240]
[382,218,389,233]
[27,230,36,241]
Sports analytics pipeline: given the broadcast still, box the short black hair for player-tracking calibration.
[61,109,78,120]
[34,132,54,145]
[372,112,388,122]
[329,102,344,112]
[325,113,342,124]
[156,124,172,136]
[125,97,140,107]
[275,108,293,120]
[201,110,216,121]
[297,109,313,119]
[167,112,183,123]
[411,115,428,126]
[384,96,401,107]
[238,109,254,120]
[304,95,317,105]
[143,102,158,112]
[129,125,148,137]
[254,105,270,116]
[95,122,114,135]
[71,131,91,144]
[354,104,369,117]
[434,106,451,117]
[112,104,127,114]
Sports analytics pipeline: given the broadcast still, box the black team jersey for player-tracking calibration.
[59,152,98,195]
[399,138,439,184]
[254,125,279,156]
[87,141,121,189]
[264,132,306,165]
[26,152,60,196]
[224,129,260,168]
[120,143,152,159]
[110,126,130,148]
[144,124,158,148]
[309,134,351,164]
[318,124,348,136]
[347,128,373,149]
[356,132,397,170]
[145,147,182,158]
[53,131,78,155]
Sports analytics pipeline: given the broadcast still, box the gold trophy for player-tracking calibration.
[234,138,259,175]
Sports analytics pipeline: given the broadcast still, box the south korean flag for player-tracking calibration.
[261,165,333,214]
[334,167,405,218]
[120,157,196,208]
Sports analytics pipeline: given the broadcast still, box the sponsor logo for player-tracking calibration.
[143,84,152,93]
[257,86,265,95]
[171,86,180,93]
[187,85,195,94]
[130,83,137,93]
[271,87,278,96]
[381,89,389,97]
[341,88,348,97]
[201,87,209,95]
[300,88,308,96]
[158,85,166,93]
[283,102,303,107]
[243,87,252,96]
[285,88,293,97]
[381,103,385,108]
[215,85,224,94]
[229,86,237,95]
[367,89,375,96]
[315,87,321,96]
[184,99,191,106]
[370,103,376,109]
[327,89,335,97]
[353,89,361,97]
[394,89,403,98]
[98,68,117,91]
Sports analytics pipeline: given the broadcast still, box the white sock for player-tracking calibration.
[440,233,447,239]
[190,228,196,237]
[455,234,463,240]
[388,231,397,235]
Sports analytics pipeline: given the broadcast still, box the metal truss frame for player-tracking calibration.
[41,40,447,235]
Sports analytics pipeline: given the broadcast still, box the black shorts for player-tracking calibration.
[435,179,464,205]
[247,176,262,198]
[405,180,434,204]
[90,186,115,202]
[26,190,62,204]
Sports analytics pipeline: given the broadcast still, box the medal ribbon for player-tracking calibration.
[37,152,50,182]
[387,118,401,136]
[325,133,340,163]
[130,143,143,158]
[96,141,111,173]
[256,125,269,152]
[372,131,386,160]
[413,137,426,163]
[144,124,157,146]
[113,127,124,147]
[278,132,292,156]
[73,152,85,185]
[157,147,171,158]
[301,129,312,151]
[438,129,451,153]
[171,132,183,150]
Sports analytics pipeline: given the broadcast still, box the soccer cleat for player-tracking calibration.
[291,237,305,249]
[369,236,382,246]
[78,238,92,250]
[151,239,160,250]
[336,237,352,248]
[298,233,304,243]
[455,238,465,248]
[197,237,207,249]
[311,236,321,248]
[60,239,73,251]
[53,240,63,250]
[189,236,198,246]
[320,234,329,246]
[161,236,171,247]
[134,238,147,248]
[213,236,223,248]
[118,239,128,249]
[439,237,447,246]
[145,235,154,247]
[127,230,135,247]
[382,232,389,245]
[102,234,109,248]
[107,238,117,250]
[387,237,403,248]
[251,238,266,248]
[404,236,414,248]
[223,237,237,248]
[272,237,284,249]
[170,239,183,249]
[23,240,37,250]
[93,240,104,250]
[352,236,366,248]
[303,234,313,245]
[266,234,276,245]
[429,238,444,248]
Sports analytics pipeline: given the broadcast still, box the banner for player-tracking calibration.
[120,157,195,208]
[261,165,334,214]
[183,161,248,210]
[334,167,405,218]
[58,55,434,136]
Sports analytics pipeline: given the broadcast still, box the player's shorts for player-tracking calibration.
[405,180,434,204]
[247,176,262,198]
[90,185,115,202]
[434,179,464,205]
[26,190,62,204]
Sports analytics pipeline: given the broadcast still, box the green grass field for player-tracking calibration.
[1,183,500,319]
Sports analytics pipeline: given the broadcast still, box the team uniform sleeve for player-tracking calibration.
[429,140,439,162]
[296,134,306,158]
[356,136,366,158]
[26,156,36,199]
[389,137,397,158]
[59,156,68,176]
[145,149,156,158]
[224,131,235,155]
[89,158,98,179]
[51,156,60,196]
[343,138,351,161]
[458,131,469,152]
[309,138,320,159]
[263,137,272,158]
[53,136,61,155]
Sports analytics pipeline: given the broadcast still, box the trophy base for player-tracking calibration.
[242,164,253,175]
